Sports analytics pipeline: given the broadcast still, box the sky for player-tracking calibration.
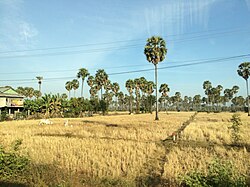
[0,0,250,98]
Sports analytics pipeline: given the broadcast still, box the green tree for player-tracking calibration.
[145,81,155,113]
[95,69,108,99]
[111,82,120,111]
[125,79,135,114]
[71,79,79,98]
[237,62,250,116]
[203,80,212,110]
[144,36,167,120]
[65,81,73,99]
[77,68,89,98]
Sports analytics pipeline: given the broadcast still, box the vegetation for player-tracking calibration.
[237,62,250,116]
[181,158,246,187]
[0,112,249,186]
[1,36,249,186]
[144,36,167,120]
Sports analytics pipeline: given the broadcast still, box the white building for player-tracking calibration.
[0,86,24,115]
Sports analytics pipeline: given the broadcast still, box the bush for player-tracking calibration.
[181,158,247,187]
[0,140,30,181]
[229,114,242,145]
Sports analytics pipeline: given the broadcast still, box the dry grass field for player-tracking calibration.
[0,111,249,186]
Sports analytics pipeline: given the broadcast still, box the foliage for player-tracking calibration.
[181,158,247,187]
[229,114,242,144]
[0,140,29,181]
[0,109,8,121]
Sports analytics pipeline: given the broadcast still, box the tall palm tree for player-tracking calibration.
[36,76,43,96]
[125,79,135,114]
[87,75,95,88]
[159,83,170,97]
[111,82,120,111]
[144,36,167,120]
[71,79,79,98]
[146,81,155,113]
[95,69,108,99]
[203,80,212,109]
[237,62,250,116]
[77,68,89,98]
[134,78,141,113]
[65,81,73,99]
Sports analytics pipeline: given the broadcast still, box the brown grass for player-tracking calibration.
[0,111,249,186]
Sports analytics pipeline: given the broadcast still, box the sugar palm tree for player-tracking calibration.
[77,68,89,98]
[111,82,120,111]
[125,79,135,114]
[95,69,108,99]
[65,81,73,99]
[159,83,170,97]
[203,80,212,109]
[146,81,155,113]
[144,36,167,120]
[71,79,79,98]
[87,75,95,88]
[36,76,43,96]
[237,62,250,116]
[134,78,141,113]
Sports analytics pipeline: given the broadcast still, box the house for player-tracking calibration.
[0,86,24,115]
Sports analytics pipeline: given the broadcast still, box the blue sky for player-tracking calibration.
[0,0,250,98]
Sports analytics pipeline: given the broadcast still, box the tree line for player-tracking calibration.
[9,36,250,119]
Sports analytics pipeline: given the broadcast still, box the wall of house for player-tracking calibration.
[0,98,6,107]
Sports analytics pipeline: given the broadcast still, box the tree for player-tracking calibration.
[134,78,141,113]
[111,82,120,111]
[71,79,79,98]
[203,80,212,110]
[33,90,42,99]
[145,81,155,113]
[87,75,95,88]
[65,81,73,99]
[125,79,135,114]
[144,36,167,120]
[95,69,108,99]
[36,76,43,96]
[237,62,250,116]
[77,68,89,98]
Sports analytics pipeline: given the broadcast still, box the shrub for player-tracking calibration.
[0,140,30,181]
[181,158,246,187]
[229,114,242,145]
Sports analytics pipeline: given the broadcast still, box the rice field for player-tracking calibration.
[0,111,249,186]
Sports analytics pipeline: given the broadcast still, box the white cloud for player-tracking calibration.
[0,0,38,50]
[19,22,38,43]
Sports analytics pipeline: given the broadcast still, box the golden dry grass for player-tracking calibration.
[0,112,193,183]
[0,111,249,186]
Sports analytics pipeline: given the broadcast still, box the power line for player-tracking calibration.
[0,56,228,75]
[0,27,250,59]
[1,53,249,83]
[0,26,249,54]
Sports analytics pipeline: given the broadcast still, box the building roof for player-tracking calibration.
[0,86,24,98]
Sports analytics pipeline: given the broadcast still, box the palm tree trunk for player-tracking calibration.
[39,83,41,96]
[155,64,159,120]
[101,87,103,100]
[81,78,84,98]
[246,79,250,116]
[129,95,132,114]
